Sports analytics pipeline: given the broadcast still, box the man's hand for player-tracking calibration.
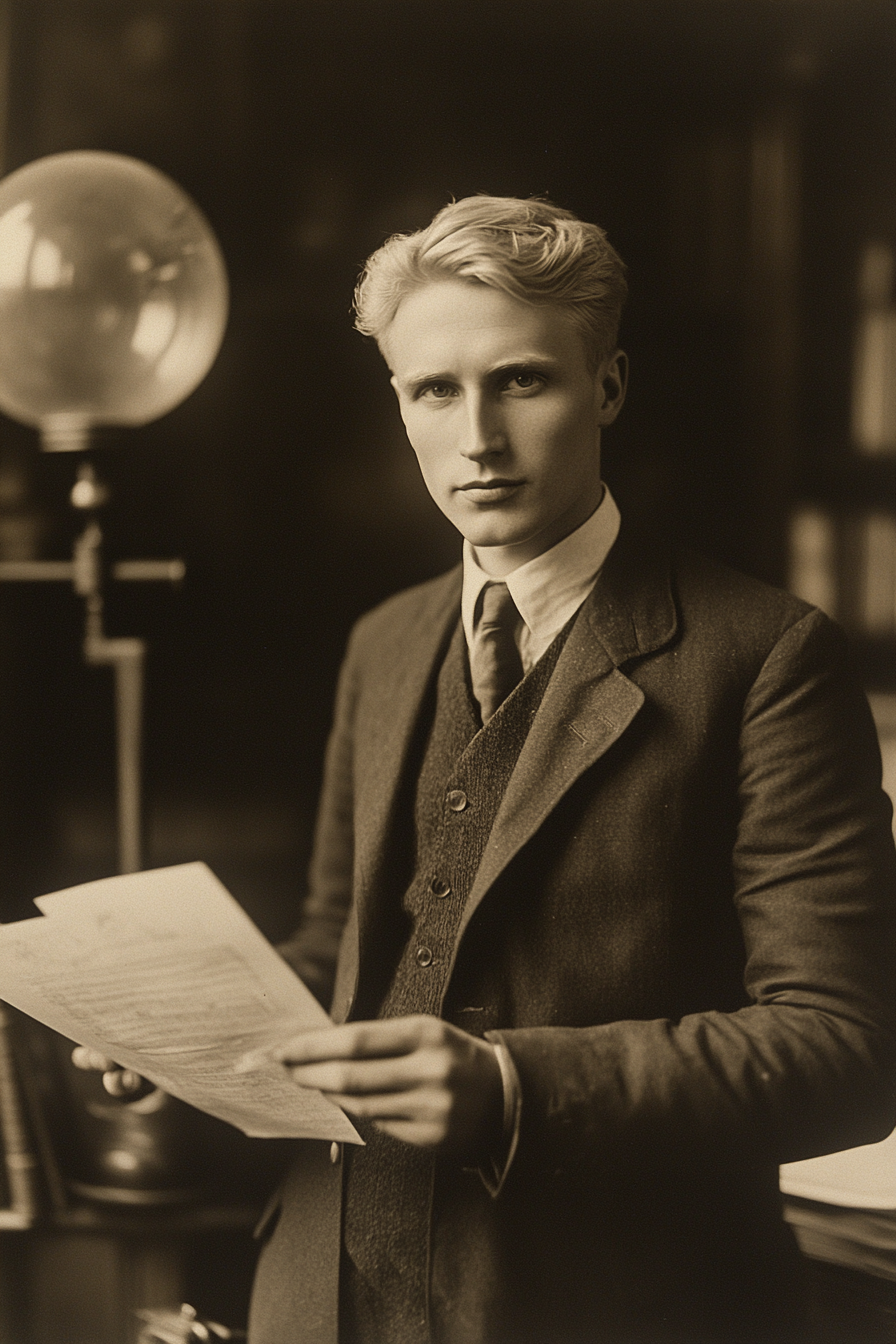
[271,1015,504,1162]
[71,1046,146,1098]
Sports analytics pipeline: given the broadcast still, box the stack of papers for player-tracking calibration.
[0,863,360,1143]
[780,1117,896,1279]
[781,1201,896,1282]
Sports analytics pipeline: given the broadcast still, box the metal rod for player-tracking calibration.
[113,559,185,583]
[115,643,145,876]
[0,463,184,878]
[0,559,185,583]
[0,561,75,580]
[85,635,146,875]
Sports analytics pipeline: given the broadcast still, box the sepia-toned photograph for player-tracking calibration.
[0,2,892,1341]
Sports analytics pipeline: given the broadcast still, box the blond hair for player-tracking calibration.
[354,195,627,368]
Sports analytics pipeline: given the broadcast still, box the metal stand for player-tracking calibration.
[0,462,184,875]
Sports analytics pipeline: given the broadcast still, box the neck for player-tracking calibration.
[470,485,605,579]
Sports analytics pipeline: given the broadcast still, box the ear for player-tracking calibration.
[389,375,417,436]
[389,373,409,418]
[594,350,628,426]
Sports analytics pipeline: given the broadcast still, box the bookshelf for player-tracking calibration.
[787,64,896,693]
[788,239,896,681]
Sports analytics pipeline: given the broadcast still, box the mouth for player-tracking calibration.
[456,479,524,504]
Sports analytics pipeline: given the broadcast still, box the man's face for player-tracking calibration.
[385,279,626,574]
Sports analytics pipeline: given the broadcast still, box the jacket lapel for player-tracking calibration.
[456,538,678,945]
[348,537,678,993]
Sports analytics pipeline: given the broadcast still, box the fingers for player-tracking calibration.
[273,1016,440,1067]
[329,1087,461,1149]
[234,1015,500,1158]
[326,1087,446,1121]
[102,1068,145,1098]
[236,1016,449,1075]
[70,1047,145,1097]
[286,1048,447,1096]
[72,1045,116,1072]
[373,1118,450,1146]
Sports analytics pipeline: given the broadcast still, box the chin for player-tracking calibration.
[449,511,530,547]
[459,524,532,550]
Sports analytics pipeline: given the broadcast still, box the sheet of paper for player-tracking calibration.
[0,862,361,1143]
[780,1126,896,1210]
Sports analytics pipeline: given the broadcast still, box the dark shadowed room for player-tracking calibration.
[0,2,892,1342]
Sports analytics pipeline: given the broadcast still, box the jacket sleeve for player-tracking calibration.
[491,608,896,1173]
[277,636,360,1009]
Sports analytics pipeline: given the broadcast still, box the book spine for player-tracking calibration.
[0,1001,39,1224]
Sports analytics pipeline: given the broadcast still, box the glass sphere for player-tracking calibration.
[0,151,229,450]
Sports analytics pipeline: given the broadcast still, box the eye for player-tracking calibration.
[502,369,544,393]
[418,381,455,402]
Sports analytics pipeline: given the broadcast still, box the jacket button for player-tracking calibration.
[330,1142,341,1164]
[415,946,434,968]
[446,789,468,812]
[429,877,451,898]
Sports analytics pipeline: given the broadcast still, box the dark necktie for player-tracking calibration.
[470,582,524,724]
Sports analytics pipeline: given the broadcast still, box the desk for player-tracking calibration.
[781,1128,896,1344]
[0,1203,260,1344]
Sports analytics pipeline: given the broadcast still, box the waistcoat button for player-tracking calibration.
[429,877,451,898]
[415,945,434,967]
[329,1142,341,1164]
[446,789,468,812]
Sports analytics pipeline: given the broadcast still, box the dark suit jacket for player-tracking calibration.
[249,533,896,1344]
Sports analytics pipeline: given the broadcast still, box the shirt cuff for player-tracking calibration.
[477,1036,522,1197]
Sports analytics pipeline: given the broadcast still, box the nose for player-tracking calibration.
[459,392,506,461]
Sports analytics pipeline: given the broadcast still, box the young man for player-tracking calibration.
[248,197,896,1344]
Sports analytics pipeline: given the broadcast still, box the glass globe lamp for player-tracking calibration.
[0,150,228,450]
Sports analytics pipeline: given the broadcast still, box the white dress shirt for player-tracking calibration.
[459,485,621,1193]
[462,485,621,668]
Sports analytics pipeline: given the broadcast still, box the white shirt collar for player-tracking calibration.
[462,485,621,670]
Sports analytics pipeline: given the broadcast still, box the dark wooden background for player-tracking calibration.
[0,4,892,1339]
[0,0,891,955]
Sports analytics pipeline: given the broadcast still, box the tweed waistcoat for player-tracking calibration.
[340,615,572,1344]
